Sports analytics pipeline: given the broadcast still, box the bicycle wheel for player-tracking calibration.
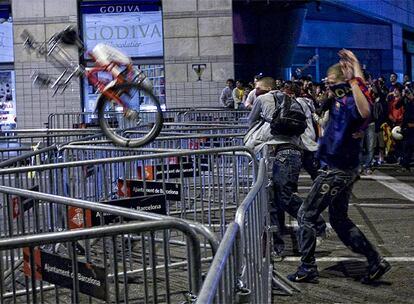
[96,82,163,147]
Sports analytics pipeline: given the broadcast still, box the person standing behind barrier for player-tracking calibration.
[370,79,389,165]
[297,95,320,180]
[387,85,405,162]
[244,74,263,110]
[396,84,414,172]
[220,79,235,108]
[288,49,391,284]
[360,74,376,174]
[232,80,244,109]
[245,78,326,259]
[388,72,401,92]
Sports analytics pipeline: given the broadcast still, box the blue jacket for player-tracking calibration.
[318,83,371,170]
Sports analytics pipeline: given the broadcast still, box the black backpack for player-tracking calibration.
[270,93,307,137]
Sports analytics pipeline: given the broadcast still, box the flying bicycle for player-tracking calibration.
[21,26,163,147]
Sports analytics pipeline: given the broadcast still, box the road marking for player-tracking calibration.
[300,171,414,202]
[286,221,335,230]
[281,257,414,262]
[367,172,414,202]
[350,203,414,208]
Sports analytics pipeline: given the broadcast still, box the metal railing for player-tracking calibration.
[197,159,271,304]
[0,219,202,303]
[47,109,250,130]
[0,147,255,228]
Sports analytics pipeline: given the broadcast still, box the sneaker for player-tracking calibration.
[365,168,373,175]
[271,251,285,263]
[361,258,391,284]
[316,236,324,247]
[287,265,319,283]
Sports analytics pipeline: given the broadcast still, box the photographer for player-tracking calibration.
[396,84,414,171]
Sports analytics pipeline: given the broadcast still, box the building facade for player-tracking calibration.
[1,0,414,129]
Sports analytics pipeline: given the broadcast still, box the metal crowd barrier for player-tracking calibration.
[0,147,257,238]
[135,133,245,150]
[197,159,272,304]
[180,109,250,123]
[71,132,246,150]
[161,122,248,132]
[0,185,218,303]
[0,158,269,304]
[0,129,105,150]
[47,109,250,130]
[47,110,187,130]
[0,147,33,163]
[0,217,202,303]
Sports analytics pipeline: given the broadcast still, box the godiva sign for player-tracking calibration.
[82,5,163,58]
[99,5,141,13]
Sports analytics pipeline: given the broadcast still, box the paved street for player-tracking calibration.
[273,165,414,304]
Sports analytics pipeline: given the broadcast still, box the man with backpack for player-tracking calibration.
[245,78,326,259]
[288,49,391,284]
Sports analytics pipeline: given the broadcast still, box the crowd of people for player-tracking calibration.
[222,49,407,285]
[220,68,414,174]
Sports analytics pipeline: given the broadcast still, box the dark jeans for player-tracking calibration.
[297,168,380,268]
[303,150,320,180]
[361,123,376,168]
[271,148,326,253]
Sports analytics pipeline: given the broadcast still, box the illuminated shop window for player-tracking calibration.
[0,4,15,130]
[80,1,165,113]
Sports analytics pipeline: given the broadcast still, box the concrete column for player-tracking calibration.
[12,0,80,129]
[162,0,233,108]
[391,24,404,79]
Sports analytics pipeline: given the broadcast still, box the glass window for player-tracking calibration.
[82,10,163,58]
[0,70,16,130]
[80,1,165,111]
[0,19,13,63]
[0,4,15,130]
[82,64,165,114]
[0,6,13,63]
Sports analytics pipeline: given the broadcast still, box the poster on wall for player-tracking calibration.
[83,10,163,58]
[0,19,13,63]
[0,70,16,130]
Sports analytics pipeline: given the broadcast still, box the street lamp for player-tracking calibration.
[192,64,206,81]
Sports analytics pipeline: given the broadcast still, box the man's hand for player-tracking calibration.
[338,49,364,81]
[352,131,364,139]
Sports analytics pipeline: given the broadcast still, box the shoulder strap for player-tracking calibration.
[272,91,287,108]
[272,92,279,107]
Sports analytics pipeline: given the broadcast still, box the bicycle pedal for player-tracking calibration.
[124,109,139,121]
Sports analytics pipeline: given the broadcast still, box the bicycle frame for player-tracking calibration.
[84,52,136,111]
[21,27,143,114]
[21,26,164,148]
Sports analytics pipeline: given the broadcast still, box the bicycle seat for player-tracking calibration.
[92,43,131,66]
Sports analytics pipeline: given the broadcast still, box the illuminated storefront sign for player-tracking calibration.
[80,1,165,113]
[81,1,163,58]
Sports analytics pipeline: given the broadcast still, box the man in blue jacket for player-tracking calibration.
[288,49,391,284]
